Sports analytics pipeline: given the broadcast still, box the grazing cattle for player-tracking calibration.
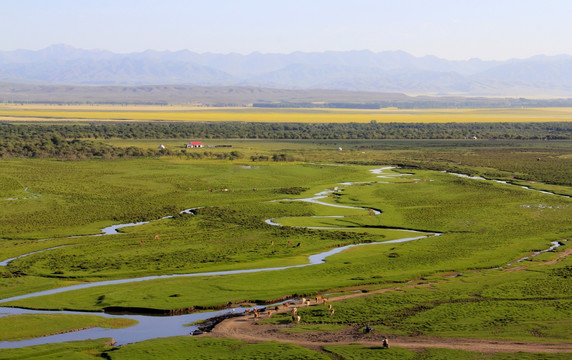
[271,240,274,246]
[300,298,306,304]
[140,239,144,245]
[292,314,297,322]
[154,234,160,240]
[254,312,259,319]
[296,242,301,247]
[315,296,323,304]
[330,309,335,316]
[305,300,311,306]
[296,315,301,323]
[323,298,329,304]
[267,310,273,317]
[288,241,293,246]
[292,307,298,315]
[328,304,332,310]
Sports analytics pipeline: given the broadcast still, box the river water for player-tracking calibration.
[0,166,564,348]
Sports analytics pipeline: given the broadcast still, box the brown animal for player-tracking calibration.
[300,297,306,304]
[288,241,293,246]
[292,307,298,315]
[154,234,160,240]
[244,309,251,314]
[296,315,301,323]
[140,239,145,245]
[267,310,273,317]
[323,298,329,304]
[305,300,311,306]
[271,240,274,246]
[328,304,332,310]
[330,308,335,316]
[315,296,323,304]
[254,312,259,319]
[382,337,389,348]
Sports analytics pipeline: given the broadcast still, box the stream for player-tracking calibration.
[0,166,565,349]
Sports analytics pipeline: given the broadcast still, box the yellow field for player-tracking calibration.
[0,104,571,123]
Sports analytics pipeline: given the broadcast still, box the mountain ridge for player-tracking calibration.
[1,45,571,96]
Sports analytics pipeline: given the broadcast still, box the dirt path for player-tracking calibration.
[209,282,572,354]
[541,246,572,266]
[210,312,572,354]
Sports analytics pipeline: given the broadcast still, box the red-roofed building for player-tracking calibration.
[186,141,203,148]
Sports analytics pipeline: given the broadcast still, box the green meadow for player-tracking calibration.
[0,314,136,342]
[0,135,571,358]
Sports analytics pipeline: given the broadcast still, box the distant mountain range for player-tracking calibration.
[1,45,572,97]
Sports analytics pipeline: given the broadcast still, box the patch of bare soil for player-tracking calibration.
[542,247,572,266]
[209,284,572,354]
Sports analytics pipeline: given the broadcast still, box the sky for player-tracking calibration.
[1,0,571,60]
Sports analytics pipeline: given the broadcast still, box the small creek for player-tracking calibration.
[0,166,566,348]
[446,172,571,198]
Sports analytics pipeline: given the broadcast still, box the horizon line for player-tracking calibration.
[2,44,571,62]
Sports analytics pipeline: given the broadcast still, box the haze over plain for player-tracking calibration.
[2,0,571,60]
[1,1,572,96]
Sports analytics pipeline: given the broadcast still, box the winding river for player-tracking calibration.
[0,166,565,349]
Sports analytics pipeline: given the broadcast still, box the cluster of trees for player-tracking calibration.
[2,121,570,141]
[0,130,246,160]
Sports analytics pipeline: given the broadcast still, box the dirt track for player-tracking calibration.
[210,307,572,354]
[210,317,572,354]
[209,276,572,354]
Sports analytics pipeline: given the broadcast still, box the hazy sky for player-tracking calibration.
[2,0,571,60]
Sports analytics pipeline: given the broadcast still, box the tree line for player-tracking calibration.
[2,121,570,141]
[1,121,570,159]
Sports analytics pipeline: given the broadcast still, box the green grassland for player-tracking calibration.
[3,336,569,360]
[1,136,571,357]
[2,161,570,314]
[290,262,572,343]
[0,314,136,342]
[0,339,115,360]
[322,344,572,360]
[0,337,329,360]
